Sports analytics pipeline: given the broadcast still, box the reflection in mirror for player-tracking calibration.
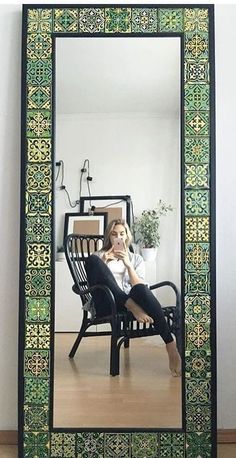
[53,37,182,429]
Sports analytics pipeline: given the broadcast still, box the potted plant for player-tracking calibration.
[56,245,65,262]
[133,200,173,261]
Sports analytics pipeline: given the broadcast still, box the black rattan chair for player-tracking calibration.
[64,233,182,376]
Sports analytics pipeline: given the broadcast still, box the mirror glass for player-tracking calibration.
[53,37,182,429]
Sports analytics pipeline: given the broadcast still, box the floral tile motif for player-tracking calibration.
[25,323,50,349]
[186,379,211,404]
[185,138,210,164]
[185,111,209,136]
[185,272,210,296]
[159,8,183,32]
[185,83,210,110]
[24,405,49,432]
[185,295,210,324]
[24,378,50,404]
[27,60,52,87]
[77,432,104,457]
[132,433,158,458]
[185,349,211,378]
[51,433,76,457]
[26,244,51,269]
[186,217,200,240]
[79,8,105,33]
[27,34,52,60]
[53,9,78,33]
[24,350,50,378]
[105,8,131,33]
[26,215,51,243]
[27,9,53,33]
[160,433,185,457]
[185,60,209,83]
[185,243,210,272]
[132,8,158,33]
[28,86,51,110]
[185,190,209,216]
[24,433,50,458]
[27,111,51,138]
[186,405,211,433]
[26,191,52,216]
[184,9,209,33]
[185,32,209,59]
[104,433,131,457]
[25,297,51,322]
[186,432,211,457]
[27,138,52,162]
[25,269,51,296]
[185,164,209,188]
[26,164,52,192]
[186,322,210,350]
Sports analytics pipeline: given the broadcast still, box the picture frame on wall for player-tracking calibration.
[63,211,108,245]
[79,195,131,226]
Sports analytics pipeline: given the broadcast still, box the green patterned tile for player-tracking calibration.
[186,405,211,433]
[104,433,131,457]
[24,405,49,432]
[186,322,210,350]
[185,190,209,216]
[185,272,210,295]
[185,83,209,110]
[24,350,50,378]
[27,111,51,138]
[186,432,211,457]
[28,86,51,110]
[26,192,52,216]
[105,8,131,33]
[185,111,209,136]
[24,378,50,404]
[79,8,105,33]
[185,60,209,83]
[132,433,158,458]
[26,215,51,243]
[51,433,76,457]
[77,432,104,457]
[159,8,183,32]
[27,33,52,60]
[26,164,52,192]
[53,9,78,33]
[186,379,211,404]
[160,433,185,457]
[26,297,51,322]
[25,269,51,297]
[185,138,210,163]
[185,349,211,378]
[185,164,209,188]
[27,60,52,86]
[24,433,50,458]
[132,8,158,33]
[185,243,210,272]
[185,32,209,60]
[185,295,210,324]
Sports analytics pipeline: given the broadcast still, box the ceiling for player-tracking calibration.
[56,37,180,116]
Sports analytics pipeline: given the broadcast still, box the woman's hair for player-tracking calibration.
[102,219,132,250]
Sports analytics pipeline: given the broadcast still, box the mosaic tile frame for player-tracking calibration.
[19,4,216,457]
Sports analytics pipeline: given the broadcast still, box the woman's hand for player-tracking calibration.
[102,247,116,263]
[114,244,132,268]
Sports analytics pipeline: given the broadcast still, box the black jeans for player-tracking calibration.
[85,254,173,344]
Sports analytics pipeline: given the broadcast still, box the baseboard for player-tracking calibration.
[0,430,18,445]
[0,429,236,445]
[217,429,236,443]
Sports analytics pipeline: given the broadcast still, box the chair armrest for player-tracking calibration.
[149,281,181,312]
[72,283,117,316]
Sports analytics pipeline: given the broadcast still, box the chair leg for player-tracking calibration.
[110,324,120,376]
[69,316,89,358]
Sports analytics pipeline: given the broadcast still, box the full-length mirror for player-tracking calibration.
[54,37,181,428]
[19,5,216,457]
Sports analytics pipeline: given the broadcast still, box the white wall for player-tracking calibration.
[0,2,236,431]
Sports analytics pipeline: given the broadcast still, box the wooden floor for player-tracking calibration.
[1,444,236,457]
[53,333,182,428]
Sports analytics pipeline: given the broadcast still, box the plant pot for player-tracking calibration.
[141,247,157,261]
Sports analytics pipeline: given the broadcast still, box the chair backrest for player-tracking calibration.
[64,234,104,305]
